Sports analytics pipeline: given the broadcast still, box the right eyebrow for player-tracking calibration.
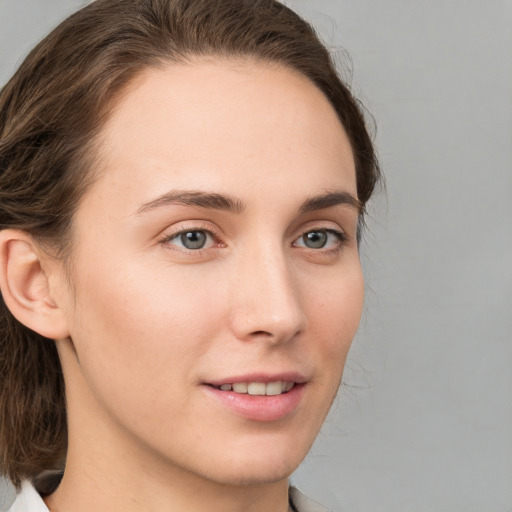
[135,190,246,215]
[299,190,362,214]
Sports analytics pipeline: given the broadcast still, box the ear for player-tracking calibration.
[0,229,70,340]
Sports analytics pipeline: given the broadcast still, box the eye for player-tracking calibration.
[164,229,215,250]
[294,229,344,249]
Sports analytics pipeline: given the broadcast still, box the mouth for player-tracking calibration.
[208,381,295,396]
[203,375,306,421]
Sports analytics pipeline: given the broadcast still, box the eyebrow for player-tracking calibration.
[299,191,362,214]
[135,189,361,215]
[136,190,245,215]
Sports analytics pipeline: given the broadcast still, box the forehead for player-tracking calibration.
[88,59,356,211]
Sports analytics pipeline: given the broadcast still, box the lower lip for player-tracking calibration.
[203,384,305,422]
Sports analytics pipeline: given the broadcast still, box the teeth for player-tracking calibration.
[217,381,295,396]
[232,382,248,393]
[247,382,266,395]
[265,381,282,396]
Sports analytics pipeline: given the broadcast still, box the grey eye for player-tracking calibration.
[180,230,208,249]
[302,231,328,248]
[294,229,344,250]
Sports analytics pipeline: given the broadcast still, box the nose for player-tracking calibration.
[228,245,306,344]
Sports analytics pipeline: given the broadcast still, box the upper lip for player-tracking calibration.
[205,372,308,387]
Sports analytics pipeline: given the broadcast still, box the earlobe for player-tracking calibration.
[0,230,70,340]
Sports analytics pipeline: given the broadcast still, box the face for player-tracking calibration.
[53,60,364,486]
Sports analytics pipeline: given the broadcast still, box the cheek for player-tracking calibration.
[65,254,223,396]
[310,265,364,351]
[315,272,364,398]
[61,263,227,452]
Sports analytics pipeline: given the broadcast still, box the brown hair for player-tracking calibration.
[0,0,381,488]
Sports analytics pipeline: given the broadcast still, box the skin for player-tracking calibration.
[8,60,364,512]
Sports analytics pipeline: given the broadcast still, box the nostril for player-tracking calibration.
[251,330,272,337]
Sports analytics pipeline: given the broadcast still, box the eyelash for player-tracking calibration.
[159,226,348,253]
[293,229,347,252]
[158,225,219,253]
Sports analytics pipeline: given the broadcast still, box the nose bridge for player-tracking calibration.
[229,237,305,343]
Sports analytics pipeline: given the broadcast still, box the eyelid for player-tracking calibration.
[292,227,347,249]
[158,221,222,251]
[292,217,348,240]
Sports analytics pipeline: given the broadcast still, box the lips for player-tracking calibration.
[203,373,306,421]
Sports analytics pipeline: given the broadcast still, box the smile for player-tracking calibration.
[210,381,295,396]
[204,380,305,422]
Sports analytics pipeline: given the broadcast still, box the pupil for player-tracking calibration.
[304,231,327,249]
[181,231,207,249]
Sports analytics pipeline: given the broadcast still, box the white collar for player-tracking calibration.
[289,487,333,512]
[7,481,49,512]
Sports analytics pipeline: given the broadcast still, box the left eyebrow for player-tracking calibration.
[299,191,362,214]
[135,190,245,215]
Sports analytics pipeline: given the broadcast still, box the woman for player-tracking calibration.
[0,0,380,510]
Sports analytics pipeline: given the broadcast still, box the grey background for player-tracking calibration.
[1,1,511,511]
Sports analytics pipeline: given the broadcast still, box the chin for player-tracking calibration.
[194,441,309,487]
[203,461,297,487]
